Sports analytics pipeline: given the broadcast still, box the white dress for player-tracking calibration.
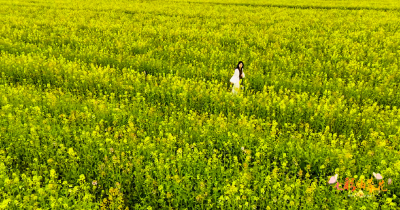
[230,68,245,94]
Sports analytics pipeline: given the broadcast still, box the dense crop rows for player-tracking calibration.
[1,0,400,209]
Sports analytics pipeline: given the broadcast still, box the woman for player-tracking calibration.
[230,61,245,95]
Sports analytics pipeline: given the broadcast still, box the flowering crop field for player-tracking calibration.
[1,0,400,209]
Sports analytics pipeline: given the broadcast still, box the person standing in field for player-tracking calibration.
[230,61,245,95]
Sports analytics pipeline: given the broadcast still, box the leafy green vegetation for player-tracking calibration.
[0,0,399,209]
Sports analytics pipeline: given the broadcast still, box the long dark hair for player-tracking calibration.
[236,61,244,80]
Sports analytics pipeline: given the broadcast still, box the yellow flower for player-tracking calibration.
[344,153,353,159]
[306,187,314,194]
[0,199,11,209]
[166,192,173,199]
[79,174,86,182]
[354,190,365,198]
[298,169,303,177]
[50,169,57,179]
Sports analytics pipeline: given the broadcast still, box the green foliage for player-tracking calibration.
[0,0,399,209]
